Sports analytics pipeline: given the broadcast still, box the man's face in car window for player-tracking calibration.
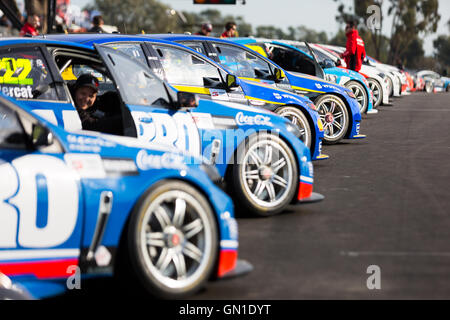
[75,86,97,110]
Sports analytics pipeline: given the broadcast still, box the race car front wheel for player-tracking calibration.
[346,81,368,114]
[314,94,349,144]
[230,132,298,217]
[367,78,383,108]
[275,106,312,148]
[386,76,394,97]
[127,180,218,299]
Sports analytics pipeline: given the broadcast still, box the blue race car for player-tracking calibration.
[149,35,365,145]
[44,33,328,162]
[0,37,322,216]
[258,39,377,115]
[0,93,247,299]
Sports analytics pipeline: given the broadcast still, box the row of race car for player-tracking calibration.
[0,33,446,300]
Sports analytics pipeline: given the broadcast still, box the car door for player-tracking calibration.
[142,42,248,105]
[94,44,203,156]
[206,41,294,92]
[0,44,82,131]
[0,99,83,279]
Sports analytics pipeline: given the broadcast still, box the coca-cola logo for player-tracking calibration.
[235,112,272,127]
[136,150,187,171]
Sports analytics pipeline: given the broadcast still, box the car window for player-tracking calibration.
[179,41,208,55]
[106,43,148,66]
[266,44,315,75]
[0,47,60,101]
[0,103,27,149]
[153,44,222,87]
[99,47,171,108]
[211,42,272,79]
[310,47,332,63]
[62,64,116,95]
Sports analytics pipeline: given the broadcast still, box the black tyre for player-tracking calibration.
[230,132,298,217]
[346,81,368,114]
[367,78,383,108]
[127,180,218,299]
[314,94,349,144]
[275,106,312,148]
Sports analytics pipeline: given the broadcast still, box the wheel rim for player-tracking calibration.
[317,97,347,140]
[368,80,381,106]
[140,190,213,289]
[347,83,367,113]
[276,109,310,148]
[241,139,293,208]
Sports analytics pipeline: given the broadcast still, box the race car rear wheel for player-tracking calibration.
[127,180,218,299]
[314,94,349,144]
[346,81,368,113]
[367,78,382,108]
[274,106,312,148]
[230,132,298,217]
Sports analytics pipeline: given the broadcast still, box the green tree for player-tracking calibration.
[255,25,286,39]
[333,0,440,65]
[387,0,440,65]
[93,0,181,33]
[433,20,450,72]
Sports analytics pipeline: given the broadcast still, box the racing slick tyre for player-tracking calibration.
[126,180,218,299]
[386,76,394,97]
[229,132,298,217]
[274,106,312,148]
[346,81,368,114]
[367,78,383,108]
[314,94,349,144]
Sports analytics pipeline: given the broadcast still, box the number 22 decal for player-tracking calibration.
[0,58,33,85]
[0,155,79,248]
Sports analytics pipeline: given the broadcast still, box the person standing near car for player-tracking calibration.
[341,20,362,72]
[357,33,366,68]
[220,21,237,38]
[195,22,213,36]
[89,15,105,33]
[20,14,40,36]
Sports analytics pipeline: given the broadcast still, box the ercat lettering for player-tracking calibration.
[235,111,272,127]
[0,85,33,99]
[136,150,187,171]
[179,304,214,318]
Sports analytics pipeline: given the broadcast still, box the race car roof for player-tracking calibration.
[0,36,95,50]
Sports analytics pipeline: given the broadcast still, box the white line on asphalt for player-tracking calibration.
[340,251,450,257]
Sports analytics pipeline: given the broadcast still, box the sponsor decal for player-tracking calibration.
[209,88,229,101]
[0,58,34,85]
[315,83,323,89]
[136,150,187,171]
[64,154,106,178]
[192,113,215,129]
[273,92,282,100]
[0,85,34,99]
[235,111,272,126]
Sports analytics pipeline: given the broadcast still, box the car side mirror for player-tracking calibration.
[320,59,335,69]
[177,91,199,109]
[226,74,239,90]
[274,68,286,82]
[31,124,54,148]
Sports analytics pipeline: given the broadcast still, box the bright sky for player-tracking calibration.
[64,0,450,55]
